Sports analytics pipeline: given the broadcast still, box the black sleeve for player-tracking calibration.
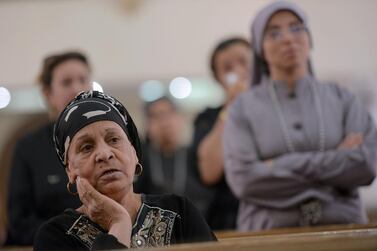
[34,221,82,251]
[34,221,128,251]
[181,197,217,243]
[7,140,44,245]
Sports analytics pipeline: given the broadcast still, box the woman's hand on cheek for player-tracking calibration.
[76,177,132,247]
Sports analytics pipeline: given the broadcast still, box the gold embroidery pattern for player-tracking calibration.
[67,215,103,249]
[131,204,177,248]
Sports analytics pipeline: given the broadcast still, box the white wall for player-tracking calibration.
[0,0,376,88]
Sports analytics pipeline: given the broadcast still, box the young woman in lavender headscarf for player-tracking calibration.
[223,1,377,231]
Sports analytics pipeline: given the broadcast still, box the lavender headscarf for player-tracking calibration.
[251,1,314,85]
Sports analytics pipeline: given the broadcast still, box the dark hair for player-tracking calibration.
[144,96,177,118]
[38,51,91,89]
[210,37,251,82]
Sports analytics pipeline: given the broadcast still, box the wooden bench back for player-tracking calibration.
[3,224,377,251]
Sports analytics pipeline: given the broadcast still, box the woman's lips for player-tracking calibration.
[100,169,121,179]
[282,47,298,58]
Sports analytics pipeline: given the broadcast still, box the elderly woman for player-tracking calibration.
[223,1,377,231]
[34,91,215,251]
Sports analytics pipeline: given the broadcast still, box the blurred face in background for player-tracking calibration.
[44,59,92,118]
[262,11,310,74]
[214,42,251,90]
[146,99,182,152]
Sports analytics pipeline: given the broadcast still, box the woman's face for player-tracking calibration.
[147,100,181,149]
[262,11,310,73]
[66,121,137,198]
[215,43,251,88]
[45,59,92,118]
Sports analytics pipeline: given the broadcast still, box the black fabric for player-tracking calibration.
[92,233,128,250]
[6,123,81,245]
[34,194,216,251]
[134,143,213,216]
[191,106,239,230]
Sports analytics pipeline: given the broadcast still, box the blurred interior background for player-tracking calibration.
[1,0,377,226]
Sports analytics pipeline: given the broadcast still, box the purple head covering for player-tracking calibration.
[251,1,314,85]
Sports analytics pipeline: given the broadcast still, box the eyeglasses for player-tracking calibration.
[264,23,307,41]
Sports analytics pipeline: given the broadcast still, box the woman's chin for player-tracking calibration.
[96,180,130,198]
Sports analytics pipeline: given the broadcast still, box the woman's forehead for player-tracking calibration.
[267,10,302,27]
[217,43,250,61]
[73,121,126,141]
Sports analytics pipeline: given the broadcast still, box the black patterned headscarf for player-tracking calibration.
[53,90,141,167]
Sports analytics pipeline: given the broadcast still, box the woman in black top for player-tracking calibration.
[191,37,251,230]
[34,91,215,251]
[7,51,92,245]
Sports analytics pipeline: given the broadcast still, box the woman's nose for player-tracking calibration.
[234,66,247,80]
[95,144,114,163]
[282,32,295,43]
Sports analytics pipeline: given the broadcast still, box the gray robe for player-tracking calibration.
[223,75,377,231]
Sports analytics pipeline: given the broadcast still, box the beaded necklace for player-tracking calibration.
[267,78,325,152]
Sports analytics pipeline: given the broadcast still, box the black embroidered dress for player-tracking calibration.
[34,194,216,251]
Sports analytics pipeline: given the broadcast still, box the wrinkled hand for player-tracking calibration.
[76,177,132,247]
[338,133,363,150]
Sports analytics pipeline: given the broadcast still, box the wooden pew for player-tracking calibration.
[139,224,377,251]
[215,223,377,240]
[143,229,377,251]
[2,224,377,251]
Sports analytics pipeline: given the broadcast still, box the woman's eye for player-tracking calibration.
[110,137,120,144]
[290,24,305,34]
[80,77,89,85]
[265,28,282,40]
[62,79,72,87]
[80,144,92,152]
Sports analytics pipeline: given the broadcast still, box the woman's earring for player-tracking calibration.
[66,182,78,195]
[135,163,143,176]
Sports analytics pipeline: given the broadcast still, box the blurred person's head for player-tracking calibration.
[251,1,313,84]
[144,97,182,154]
[39,51,92,119]
[210,37,252,91]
